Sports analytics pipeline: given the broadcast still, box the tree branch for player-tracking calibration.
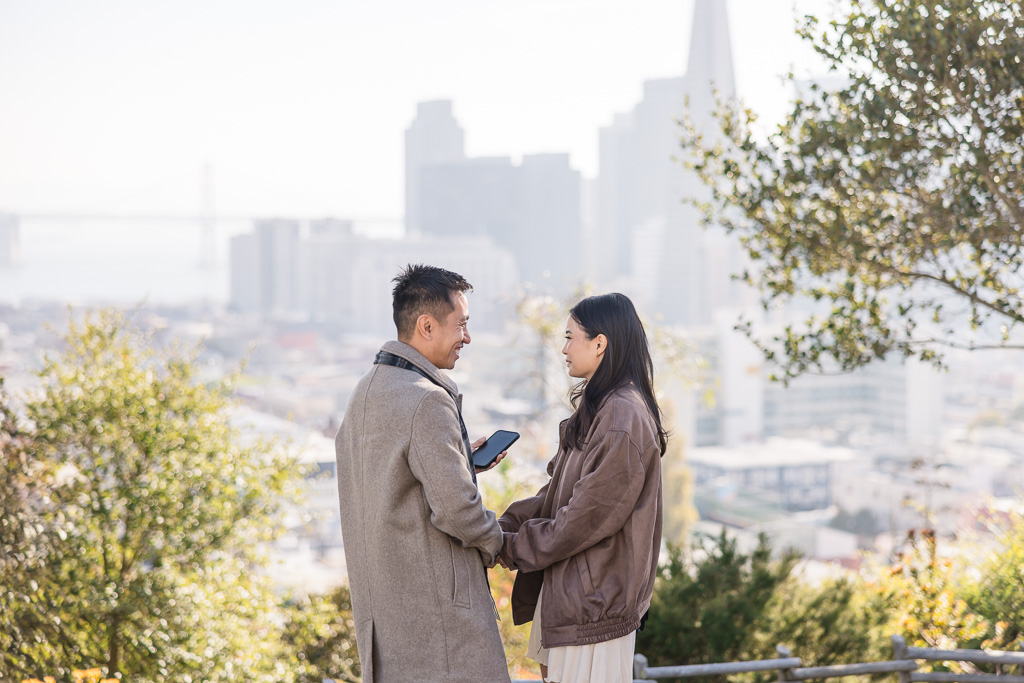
[897,338,1024,351]
[895,265,1024,325]
[944,49,1024,230]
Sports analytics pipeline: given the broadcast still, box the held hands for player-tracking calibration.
[471,436,507,474]
[485,550,512,571]
[496,532,513,571]
[493,532,512,573]
[484,536,512,570]
[483,531,514,571]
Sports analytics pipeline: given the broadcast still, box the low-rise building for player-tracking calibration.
[689,437,858,513]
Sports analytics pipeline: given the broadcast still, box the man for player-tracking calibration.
[335,264,510,682]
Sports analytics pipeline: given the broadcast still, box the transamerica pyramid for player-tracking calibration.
[595,0,744,326]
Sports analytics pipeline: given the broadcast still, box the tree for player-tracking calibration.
[637,532,800,677]
[649,325,707,546]
[684,0,1024,379]
[3,310,301,682]
[660,400,698,547]
[964,511,1024,652]
[760,574,892,670]
[637,531,896,681]
[281,585,360,683]
[863,529,990,673]
[0,380,68,679]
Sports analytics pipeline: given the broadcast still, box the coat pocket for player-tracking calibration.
[355,618,376,682]
[575,552,596,597]
[449,538,472,609]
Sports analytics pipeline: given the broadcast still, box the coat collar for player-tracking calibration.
[379,340,460,396]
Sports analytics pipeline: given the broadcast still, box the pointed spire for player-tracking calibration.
[684,0,736,102]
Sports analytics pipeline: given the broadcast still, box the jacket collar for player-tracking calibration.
[379,340,460,396]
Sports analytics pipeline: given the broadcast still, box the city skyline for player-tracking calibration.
[225,0,742,326]
[1,0,831,219]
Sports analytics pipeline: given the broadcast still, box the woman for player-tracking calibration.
[499,292,667,683]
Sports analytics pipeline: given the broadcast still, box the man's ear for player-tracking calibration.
[594,333,608,357]
[415,313,434,340]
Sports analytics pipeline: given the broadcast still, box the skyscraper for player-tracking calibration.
[518,154,582,287]
[229,219,301,317]
[0,213,21,267]
[683,0,736,116]
[597,78,688,282]
[257,219,301,316]
[228,217,516,333]
[299,220,361,325]
[596,0,744,325]
[417,157,521,241]
[409,105,583,291]
[405,100,466,235]
[229,232,260,313]
[349,235,517,335]
[416,153,582,289]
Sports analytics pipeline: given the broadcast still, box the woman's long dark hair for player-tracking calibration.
[561,292,668,456]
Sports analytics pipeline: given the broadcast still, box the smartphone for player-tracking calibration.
[472,429,520,469]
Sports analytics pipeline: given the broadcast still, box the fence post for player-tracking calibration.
[777,645,796,682]
[892,635,913,683]
[634,653,649,680]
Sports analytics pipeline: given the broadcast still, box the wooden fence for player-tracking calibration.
[625,636,1024,683]
[336,636,1024,682]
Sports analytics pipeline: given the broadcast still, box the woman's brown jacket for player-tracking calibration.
[498,384,663,648]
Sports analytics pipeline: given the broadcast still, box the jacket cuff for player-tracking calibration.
[500,531,519,570]
[480,523,503,567]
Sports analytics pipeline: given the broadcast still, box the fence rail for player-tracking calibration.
[639,657,803,679]
[623,636,1024,683]
[907,648,1024,667]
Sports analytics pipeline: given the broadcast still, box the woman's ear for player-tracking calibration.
[594,333,608,357]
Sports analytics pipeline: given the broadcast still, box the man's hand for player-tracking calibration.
[471,436,507,474]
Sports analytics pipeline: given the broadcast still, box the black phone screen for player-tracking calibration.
[472,429,520,469]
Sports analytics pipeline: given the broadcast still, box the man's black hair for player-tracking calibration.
[392,264,473,340]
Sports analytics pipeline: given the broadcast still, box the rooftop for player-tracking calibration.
[689,437,859,469]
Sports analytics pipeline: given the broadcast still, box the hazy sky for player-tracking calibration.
[0,0,831,220]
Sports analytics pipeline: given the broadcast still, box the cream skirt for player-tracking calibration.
[527,589,637,683]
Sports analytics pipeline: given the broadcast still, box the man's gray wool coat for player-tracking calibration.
[335,340,510,682]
